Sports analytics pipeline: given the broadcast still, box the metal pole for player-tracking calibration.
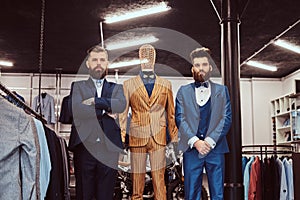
[220,0,244,199]
[114,69,119,83]
[38,0,46,115]
[100,21,104,47]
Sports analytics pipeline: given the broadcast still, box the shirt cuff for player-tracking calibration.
[205,137,216,149]
[188,136,200,149]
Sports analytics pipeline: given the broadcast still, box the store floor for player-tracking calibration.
[69,174,210,200]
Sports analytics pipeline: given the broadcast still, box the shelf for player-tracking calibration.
[289,93,300,98]
[277,126,291,132]
[272,111,291,117]
[277,141,293,145]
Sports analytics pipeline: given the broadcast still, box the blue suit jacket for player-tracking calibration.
[175,81,232,154]
[68,78,126,152]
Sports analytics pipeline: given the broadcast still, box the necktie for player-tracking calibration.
[195,81,209,88]
[96,79,102,88]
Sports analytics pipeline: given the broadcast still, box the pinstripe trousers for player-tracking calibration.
[130,137,166,200]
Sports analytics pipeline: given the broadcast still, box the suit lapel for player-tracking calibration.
[101,79,110,97]
[190,83,200,115]
[133,76,149,102]
[207,81,221,133]
[209,81,218,108]
[86,77,97,97]
[149,76,163,106]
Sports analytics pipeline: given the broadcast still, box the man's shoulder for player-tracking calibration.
[179,83,193,90]
[210,81,227,89]
[72,79,87,85]
[105,80,122,88]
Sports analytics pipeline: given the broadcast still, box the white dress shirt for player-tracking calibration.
[188,82,216,149]
[92,78,104,97]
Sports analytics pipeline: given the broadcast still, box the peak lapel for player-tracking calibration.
[133,76,149,102]
[149,76,163,107]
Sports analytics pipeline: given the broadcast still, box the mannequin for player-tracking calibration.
[119,44,178,200]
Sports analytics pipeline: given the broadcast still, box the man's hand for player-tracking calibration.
[82,97,94,105]
[107,113,118,119]
[194,140,211,156]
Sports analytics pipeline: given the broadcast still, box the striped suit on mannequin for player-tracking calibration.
[119,74,178,200]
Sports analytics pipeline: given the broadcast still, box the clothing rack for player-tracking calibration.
[242,144,294,158]
[0,82,47,124]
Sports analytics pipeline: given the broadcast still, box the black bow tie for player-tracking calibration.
[195,81,209,88]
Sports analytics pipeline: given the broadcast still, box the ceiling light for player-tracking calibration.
[274,39,300,54]
[106,35,158,50]
[104,2,171,24]
[246,61,277,72]
[0,60,13,67]
[7,87,27,90]
[109,59,148,69]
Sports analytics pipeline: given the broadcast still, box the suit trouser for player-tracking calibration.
[73,142,118,200]
[183,149,225,200]
[130,137,166,200]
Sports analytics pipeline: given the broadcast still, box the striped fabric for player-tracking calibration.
[119,75,178,147]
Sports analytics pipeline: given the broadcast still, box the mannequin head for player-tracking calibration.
[139,44,156,71]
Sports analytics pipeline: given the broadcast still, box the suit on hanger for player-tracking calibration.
[69,77,126,199]
[32,93,56,124]
[175,81,232,200]
[119,74,177,200]
[59,95,72,124]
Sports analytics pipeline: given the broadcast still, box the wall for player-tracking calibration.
[250,78,282,144]
[282,69,300,94]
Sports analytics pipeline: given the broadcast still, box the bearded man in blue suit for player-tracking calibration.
[175,47,232,200]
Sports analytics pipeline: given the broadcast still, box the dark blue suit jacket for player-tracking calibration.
[175,81,232,154]
[68,78,126,152]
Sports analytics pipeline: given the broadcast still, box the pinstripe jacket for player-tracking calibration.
[119,75,178,147]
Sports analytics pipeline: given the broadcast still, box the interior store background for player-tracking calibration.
[1,0,300,199]
[1,70,300,146]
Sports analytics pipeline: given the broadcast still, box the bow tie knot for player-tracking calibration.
[142,73,155,79]
[195,81,209,88]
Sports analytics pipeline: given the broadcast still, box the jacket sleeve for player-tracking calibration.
[118,82,130,143]
[175,87,195,140]
[205,86,232,143]
[50,96,56,124]
[166,82,178,143]
[71,82,97,120]
[94,84,126,113]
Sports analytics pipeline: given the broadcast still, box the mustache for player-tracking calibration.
[94,66,104,71]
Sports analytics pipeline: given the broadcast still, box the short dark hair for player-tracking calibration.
[190,47,213,65]
[86,45,108,58]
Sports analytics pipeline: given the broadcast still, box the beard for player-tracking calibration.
[89,66,107,79]
[192,70,211,82]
